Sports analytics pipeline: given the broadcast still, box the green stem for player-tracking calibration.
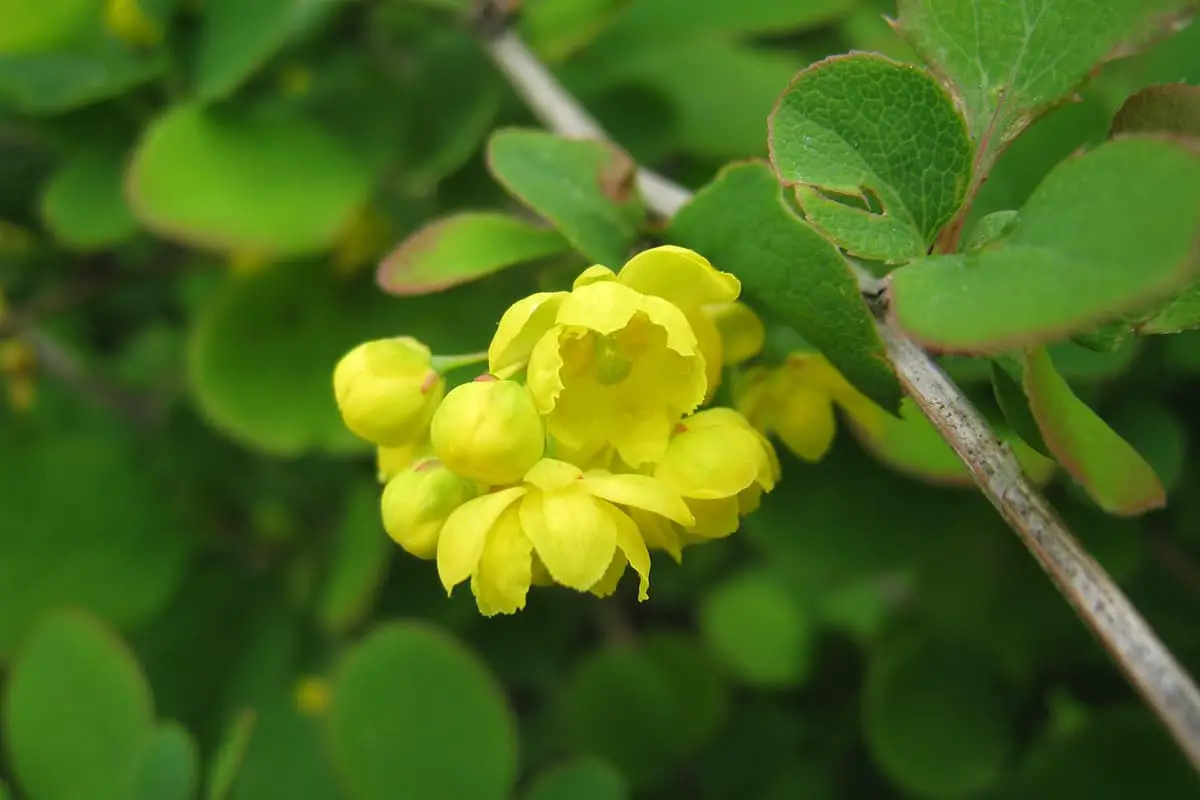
[431,351,490,374]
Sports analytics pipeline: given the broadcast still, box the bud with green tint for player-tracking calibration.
[431,377,545,485]
[381,459,478,559]
[333,336,442,446]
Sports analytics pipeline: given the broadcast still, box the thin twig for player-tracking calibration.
[26,330,159,428]
[478,23,1200,772]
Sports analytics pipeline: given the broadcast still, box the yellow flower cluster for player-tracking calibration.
[333,246,778,616]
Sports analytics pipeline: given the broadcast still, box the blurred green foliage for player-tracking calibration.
[1,0,1200,798]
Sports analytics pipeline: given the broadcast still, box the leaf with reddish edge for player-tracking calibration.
[377,212,569,296]
[1023,346,1164,515]
[1111,83,1200,138]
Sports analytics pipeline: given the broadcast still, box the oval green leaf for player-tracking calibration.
[486,128,644,268]
[523,757,628,800]
[377,212,568,296]
[206,710,256,800]
[769,53,972,260]
[330,623,518,800]
[128,104,371,256]
[0,0,99,54]
[130,722,200,800]
[4,611,155,800]
[316,484,391,634]
[41,144,138,250]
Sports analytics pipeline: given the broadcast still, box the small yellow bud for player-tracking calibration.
[381,459,477,559]
[333,337,443,446]
[431,377,545,485]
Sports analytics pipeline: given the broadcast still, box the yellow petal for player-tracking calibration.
[556,280,643,335]
[602,502,651,601]
[618,245,740,309]
[589,551,627,598]
[526,327,566,415]
[774,384,837,463]
[708,301,765,365]
[524,458,584,491]
[436,486,526,593]
[519,488,616,591]
[686,496,741,539]
[471,504,533,616]
[681,407,755,431]
[689,308,724,402]
[489,291,567,375]
[629,509,683,563]
[573,264,617,288]
[579,471,694,525]
[655,424,764,499]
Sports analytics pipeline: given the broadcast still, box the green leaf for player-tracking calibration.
[990,359,1051,455]
[768,53,972,260]
[600,0,851,40]
[890,137,1200,352]
[130,722,200,800]
[4,612,155,800]
[128,104,371,256]
[0,423,191,655]
[0,0,99,54]
[1022,345,1164,514]
[206,710,256,800]
[1111,83,1200,137]
[316,484,391,634]
[486,128,643,267]
[40,143,138,250]
[699,570,812,688]
[895,0,1193,159]
[376,212,568,296]
[0,34,162,115]
[962,210,1018,252]
[194,0,341,100]
[865,638,1012,798]
[329,622,518,800]
[668,160,902,412]
[187,260,519,456]
[521,0,620,61]
[584,40,805,158]
[1107,400,1187,493]
[523,757,628,800]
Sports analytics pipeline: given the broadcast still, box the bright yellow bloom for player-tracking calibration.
[376,438,431,483]
[737,352,876,463]
[654,408,779,543]
[334,337,442,447]
[381,459,478,559]
[706,301,766,366]
[436,458,693,615]
[430,377,545,485]
[490,247,734,466]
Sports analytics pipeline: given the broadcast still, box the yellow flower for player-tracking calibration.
[737,352,876,463]
[654,408,779,542]
[376,438,431,483]
[489,248,727,467]
[436,458,694,615]
[706,301,766,366]
[381,459,478,559]
[334,337,442,447]
[430,377,545,485]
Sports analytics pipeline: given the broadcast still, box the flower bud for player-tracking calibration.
[381,460,477,559]
[334,337,442,446]
[431,378,545,485]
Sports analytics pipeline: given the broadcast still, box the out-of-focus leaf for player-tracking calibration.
[1111,83,1200,137]
[962,210,1018,251]
[486,128,643,267]
[587,40,803,158]
[669,160,902,411]
[865,637,1012,798]
[40,143,137,249]
[1107,400,1188,493]
[895,0,1193,160]
[187,260,520,456]
[316,484,391,634]
[194,0,343,100]
[522,0,621,61]
[0,421,191,655]
[0,0,99,55]
[377,212,568,296]
[0,34,162,115]
[206,710,256,800]
[770,53,972,260]
[699,570,812,688]
[991,359,1051,455]
[4,611,155,800]
[523,756,627,800]
[891,137,1200,352]
[130,722,200,800]
[602,0,851,39]
[330,622,518,800]
[1022,345,1164,514]
[128,104,371,256]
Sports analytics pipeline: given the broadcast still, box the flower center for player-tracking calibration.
[592,334,633,385]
